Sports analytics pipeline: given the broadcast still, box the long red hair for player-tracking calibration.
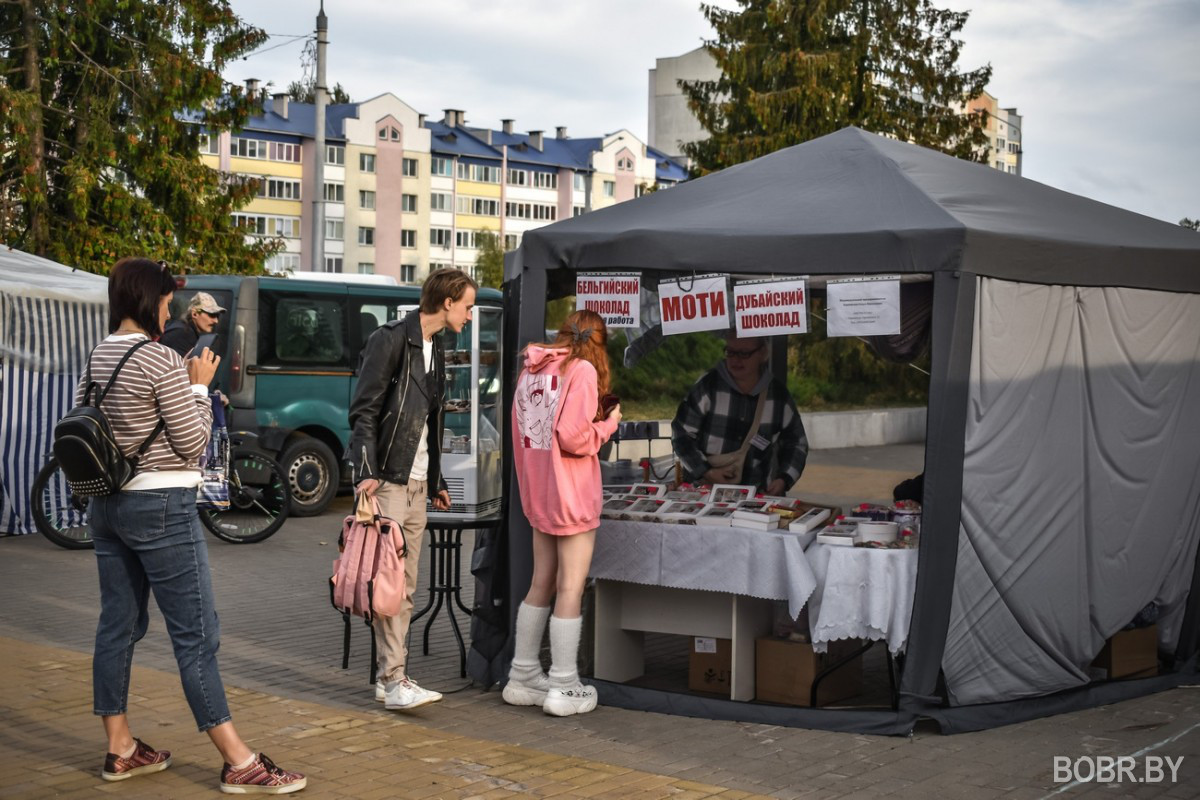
[538,309,611,415]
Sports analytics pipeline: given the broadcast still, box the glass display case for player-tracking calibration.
[436,305,503,518]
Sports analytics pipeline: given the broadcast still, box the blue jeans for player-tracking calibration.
[90,487,232,732]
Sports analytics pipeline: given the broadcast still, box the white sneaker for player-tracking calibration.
[502,670,550,706]
[375,680,385,703]
[542,684,598,717]
[383,677,442,711]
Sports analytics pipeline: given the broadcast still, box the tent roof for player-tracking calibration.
[0,247,107,304]
[513,127,1200,292]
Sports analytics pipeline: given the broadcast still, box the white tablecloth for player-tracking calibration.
[590,520,817,619]
[806,543,919,655]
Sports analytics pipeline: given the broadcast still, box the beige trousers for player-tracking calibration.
[371,479,427,683]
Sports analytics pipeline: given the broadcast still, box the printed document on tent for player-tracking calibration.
[733,278,808,337]
[577,272,640,328]
[659,274,730,336]
[826,277,901,337]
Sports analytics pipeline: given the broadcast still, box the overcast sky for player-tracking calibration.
[226,0,1198,225]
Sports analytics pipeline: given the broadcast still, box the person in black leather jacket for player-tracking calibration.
[346,268,477,712]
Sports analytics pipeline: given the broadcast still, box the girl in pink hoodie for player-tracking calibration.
[504,310,621,716]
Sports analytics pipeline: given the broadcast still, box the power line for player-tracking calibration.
[242,33,312,61]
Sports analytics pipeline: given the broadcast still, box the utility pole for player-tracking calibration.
[311,1,328,271]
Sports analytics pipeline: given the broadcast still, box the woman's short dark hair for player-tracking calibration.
[108,258,177,337]
[420,268,478,314]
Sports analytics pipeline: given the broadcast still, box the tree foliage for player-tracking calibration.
[286,80,352,105]
[473,230,505,289]
[681,0,993,174]
[0,0,280,274]
[1180,218,1200,231]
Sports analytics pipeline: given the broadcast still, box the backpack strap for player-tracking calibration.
[90,338,168,467]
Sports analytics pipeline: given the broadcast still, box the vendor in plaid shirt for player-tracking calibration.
[671,335,808,494]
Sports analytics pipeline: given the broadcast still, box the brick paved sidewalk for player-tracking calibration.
[0,636,772,800]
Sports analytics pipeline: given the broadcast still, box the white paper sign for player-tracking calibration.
[576,272,640,328]
[733,278,808,337]
[826,277,901,337]
[658,274,730,335]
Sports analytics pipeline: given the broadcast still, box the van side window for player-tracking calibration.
[260,292,349,367]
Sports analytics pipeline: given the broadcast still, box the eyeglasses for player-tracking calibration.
[724,345,763,360]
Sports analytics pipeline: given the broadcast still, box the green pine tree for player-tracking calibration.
[681,0,993,174]
[0,0,280,274]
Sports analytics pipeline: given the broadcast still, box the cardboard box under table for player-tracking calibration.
[688,637,733,696]
[756,637,863,706]
[1092,624,1158,679]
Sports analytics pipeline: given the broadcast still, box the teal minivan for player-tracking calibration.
[171,274,502,516]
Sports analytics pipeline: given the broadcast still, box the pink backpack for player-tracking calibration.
[331,495,406,620]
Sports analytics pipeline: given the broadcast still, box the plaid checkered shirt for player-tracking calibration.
[671,367,808,491]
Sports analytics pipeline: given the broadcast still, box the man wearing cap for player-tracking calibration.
[160,291,225,358]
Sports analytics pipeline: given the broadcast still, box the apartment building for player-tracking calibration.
[967,91,1023,176]
[202,87,687,283]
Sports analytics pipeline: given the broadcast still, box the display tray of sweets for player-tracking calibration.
[657,500,709,518]
[735,498,774,514]
[664,490,708,502]
[853,503,894,521]
[816,524,858,546]
[731,508,783,531]
[693,503,738,527]
[709,484,756,505]
[856,537,918,549]
[788,506,831,533]
[628,483,668,498]
[603,484,634,496]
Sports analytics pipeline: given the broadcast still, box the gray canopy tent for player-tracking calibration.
[470,127,1200,734]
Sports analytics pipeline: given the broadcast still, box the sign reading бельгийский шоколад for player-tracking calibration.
[577,272,641,328]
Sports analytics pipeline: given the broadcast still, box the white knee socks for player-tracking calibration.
[509,602,551,681]
[548,615,583,689]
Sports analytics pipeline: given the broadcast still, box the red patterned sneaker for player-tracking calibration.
[101,738,172,781]
[220,753,307,794]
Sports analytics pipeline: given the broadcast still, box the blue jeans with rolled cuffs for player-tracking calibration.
[90,487,232,732]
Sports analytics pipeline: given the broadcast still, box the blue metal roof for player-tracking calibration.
[425,121,502,161]
[647,145,689,183]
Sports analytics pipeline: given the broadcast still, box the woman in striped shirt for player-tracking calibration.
[85,258,305,794]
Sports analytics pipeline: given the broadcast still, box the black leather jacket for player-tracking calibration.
[347,310,448,497]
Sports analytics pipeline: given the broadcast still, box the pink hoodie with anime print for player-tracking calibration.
[512,346,618,536]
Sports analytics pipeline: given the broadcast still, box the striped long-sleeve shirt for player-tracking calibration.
[74,333,213,490]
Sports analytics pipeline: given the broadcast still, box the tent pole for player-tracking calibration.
[899,271,977,715]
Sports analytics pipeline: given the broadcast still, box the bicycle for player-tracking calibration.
[30,432,291,550]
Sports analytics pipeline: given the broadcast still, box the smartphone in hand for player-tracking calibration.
[600,394,620,415]
[188,333,218,359]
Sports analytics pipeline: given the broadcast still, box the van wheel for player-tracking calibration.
[280,436,338,517]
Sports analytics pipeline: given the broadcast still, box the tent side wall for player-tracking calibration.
[939,278,1200,713]
[1,292,107,534]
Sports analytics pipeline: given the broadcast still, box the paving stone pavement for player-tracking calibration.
[3,449,1199,798]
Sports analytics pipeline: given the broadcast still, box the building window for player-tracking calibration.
[573,173,585,192]
[504,201,555,221]
[431,157,453,176]
[533,171,557,189]
[507,168,528,186]
[430,191,452,212]
[603,181,615,197]
[326,145,345,165]
[573,205,584,217]
[324,218,344,240]
[360,190,376,209]
[379,125,400,142]
[402,194,417,212]
[259,177,301,200]
[323,182,344,203]
[268,142,301,162]
[199,134,219,155]
[459,162,500,183]
[358,226,375,246]
[232,213,300,239]
[400,265,416,283]
[617,157,634,171]
[359,152,376,172]
[265,252,300,273]
[1008,165,1016,174]
[324,256,343,272]
[402,158,418,177]
[456,196,499,216]
[357,262,374,274]
[430,227,451,248]
[455,230,482,249]
[400,230,416,248]
[997,138,1006,151]
[504,234,520,250]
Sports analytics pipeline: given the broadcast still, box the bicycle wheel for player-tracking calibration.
[30,458,94,550]
[199,449,291,544]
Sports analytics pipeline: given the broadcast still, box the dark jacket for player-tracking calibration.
[159,319,199,358]
[347,310,448,497]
